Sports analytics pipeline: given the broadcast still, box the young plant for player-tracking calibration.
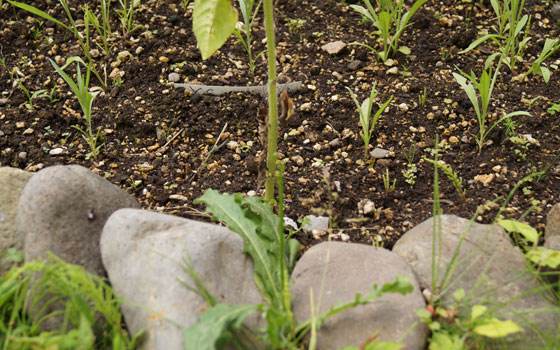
[85,0,113,56]
[461,0,530,73]
[189,189,413,349]
[233,0,265,75]
[16,80,48,110]
[524,38,560,83]
[50,56,104,160]
[402,143,417,189]
[452,64,530,153]
[425,159,466,201]
[547,103,560,115]
[117,0,141,38]
[349,0,428,62]
[418,87,427,108]
[382,168,396,197]
[346,84,393,158]
[6,0,107,89]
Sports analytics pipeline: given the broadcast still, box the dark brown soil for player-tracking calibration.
[1,0,559,250]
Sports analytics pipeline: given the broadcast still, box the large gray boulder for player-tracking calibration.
[290,241,427,350]
[100,209,263,350]
[16,164,139,275]
[545,204,560,251]
[0,167,33,275]
[393,215,558,349]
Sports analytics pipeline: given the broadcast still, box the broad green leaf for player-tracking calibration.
[526,247,560,268]
[415,308,431,321]
[398,46,410,55]
[471,304,487,321]
[183,303,258,350]
[195,190,281,306]
[453,73,480,118]
[473,318,523,338]
[498,220,539,244]
[193,0,238,60]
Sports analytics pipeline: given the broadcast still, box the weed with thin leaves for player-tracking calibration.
[16,80,48,110]
[50,56,104,160]
[346,83,393,159]
[425,159,466,202]
[233,0,265,75]
[117,0,141,38]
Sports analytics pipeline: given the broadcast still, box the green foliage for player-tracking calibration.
[85,0,114,56]
[233,0,265,74]
[50,56,104,160]
[346,84,393,158]
[16,80,48,110]
[453,66,530,153]
[0,254,141,350]
[498,219,539,244]
[382,168,396,196]
[193,0,239,60]
[117,0,141,38]
[6,0,107,89]
[349,0,427,62]
[525,38,560,83]
[191,189,412,349]
[547,103,560,115]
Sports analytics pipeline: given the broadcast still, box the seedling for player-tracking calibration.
[349,0,428,62]
[346,83,393,158]
[117,0,141,38]
[50,56,104,160]
[16,80,48,110]
[418,87,427,107]
[233,0,265,75]
[546,103,560,115]
[524,38,560,83]
[287,18,306,33]
[509,136,530,161]
[382,168,396,196]
[453,63,530,153]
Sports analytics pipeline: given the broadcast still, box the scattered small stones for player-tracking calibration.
[398,103,409,112]
[169,194,188,201]
[386,67,398,75]
[0,98,8,106]
[299,102,312,112]
[22,128,34,135]
[321,40,346,55]
[358,198,376,215]
[302,215,329,234]
[474,173,495,186]
[347,60,362,71]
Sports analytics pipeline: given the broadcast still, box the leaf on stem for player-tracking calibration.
[193,0,238,60]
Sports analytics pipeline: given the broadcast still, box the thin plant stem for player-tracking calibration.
[263,0,278,201]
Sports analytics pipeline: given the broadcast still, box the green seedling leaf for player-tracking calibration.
[183,303,258,350]
[6,0,72,32]
[498,219,539,244]
[415,308,431,322]
[526,247,560,268]
[473,318,523,338]
[193,0,238,60]
[541,66,551,83]
[471,304,487,321]
[398,46,411,55]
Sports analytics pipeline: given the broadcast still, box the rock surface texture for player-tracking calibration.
[101,209,263,350]
[0,167,32,275]
[291,241,428,350]
[393,214,558,349]
[545,203,560,251]
[16,165,139,276]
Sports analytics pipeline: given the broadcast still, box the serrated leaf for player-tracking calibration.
[183,303,258,350]
[193,0,238,60]
[473,318,523,338]
[194,189,281,306]
[498,220,539,244]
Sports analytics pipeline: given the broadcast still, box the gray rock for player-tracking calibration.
[552,3,560,22]
[101,209,263,350]
[393,215,558,349]
[168,72,181,82]
[17,165,139,275]
[545,203,560,241]
[347,60,362,71]
[291,242,427,350]
[0,167,32,275]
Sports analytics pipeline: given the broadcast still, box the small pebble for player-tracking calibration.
[23,128,34,135]
[18,151,27,160]
[49,147,64,155]
[168,72,180,82]
[0,98,8,106]
[552,4,560,21]
[386,67,398,75]
[321,40,346,55]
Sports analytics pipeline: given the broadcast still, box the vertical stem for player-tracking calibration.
[263,0,278,201]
